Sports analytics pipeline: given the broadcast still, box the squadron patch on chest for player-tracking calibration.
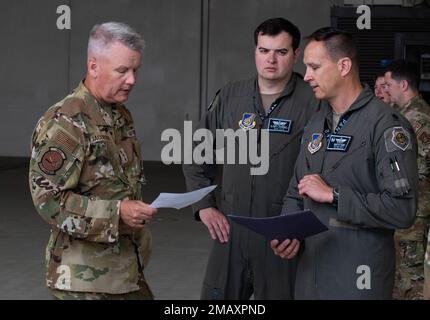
[308,133,323,154]
[39,148,66,175]
[238,113,257,130]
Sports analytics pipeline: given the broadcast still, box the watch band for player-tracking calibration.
[332,187,339,206]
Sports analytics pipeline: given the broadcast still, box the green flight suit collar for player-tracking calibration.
[254,72,299,99]
[321,84,374,119]
[252,72,300,120]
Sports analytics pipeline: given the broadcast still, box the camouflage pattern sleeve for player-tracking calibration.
[425,231,430,299]
[29,108,120,244]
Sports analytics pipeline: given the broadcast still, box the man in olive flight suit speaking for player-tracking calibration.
[272,27,419,299]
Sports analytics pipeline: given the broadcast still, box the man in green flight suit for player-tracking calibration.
[272,28,419,299]
[29,22,157,300]
[183,18,319,299]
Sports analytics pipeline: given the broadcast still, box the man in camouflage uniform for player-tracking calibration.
[29,22,157,300]
[426,233,430,299]
[385,60,430,300]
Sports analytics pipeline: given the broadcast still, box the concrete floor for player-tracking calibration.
[0,158,212,300]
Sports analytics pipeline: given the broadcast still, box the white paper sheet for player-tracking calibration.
[149,185,217,209]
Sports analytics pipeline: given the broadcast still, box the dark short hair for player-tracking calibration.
[306,27,358,66]
[373,70,386,83]
[385,60,420,91]
[254,18,301,50]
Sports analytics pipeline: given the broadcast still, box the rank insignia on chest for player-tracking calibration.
[391,127,410,151]
[267,118,292,134]
[308,133,323,154]
[327,134,352,152]
[238,113,257,130]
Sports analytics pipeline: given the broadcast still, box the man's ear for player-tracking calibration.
[293,48,301,63]
[337,57,352,77]
[400,79,409,92]
[87,57,98,79]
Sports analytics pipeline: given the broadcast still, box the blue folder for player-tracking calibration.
[228,209,328,241]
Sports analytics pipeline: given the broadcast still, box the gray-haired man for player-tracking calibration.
[29,22,157,300]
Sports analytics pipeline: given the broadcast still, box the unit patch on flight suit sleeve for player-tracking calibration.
[385,126,412,152]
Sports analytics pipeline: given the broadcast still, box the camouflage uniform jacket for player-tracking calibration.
[29,81,150,294]
[399,95,430,224]
[394,95,430,299]
[396,95,430,240]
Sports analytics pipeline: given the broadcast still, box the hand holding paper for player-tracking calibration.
[150,185,217,209]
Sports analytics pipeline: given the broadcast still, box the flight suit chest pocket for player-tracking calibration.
[327,140,369,172]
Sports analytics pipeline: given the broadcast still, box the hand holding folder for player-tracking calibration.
[228,209,328,241]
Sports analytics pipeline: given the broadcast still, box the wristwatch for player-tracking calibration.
[332,187,339,207]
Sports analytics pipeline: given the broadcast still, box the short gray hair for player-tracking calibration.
[87,22,144,58]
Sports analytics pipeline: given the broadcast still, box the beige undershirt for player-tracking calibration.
[332,112,344,132]
[261,92,282,114]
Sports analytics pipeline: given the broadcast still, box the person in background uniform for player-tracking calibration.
[271,27,419,299]
[29,22,157,300]
[425,235,430,299]
[182,18,319,299]
[384,60,430,300]
[374,71,392,105]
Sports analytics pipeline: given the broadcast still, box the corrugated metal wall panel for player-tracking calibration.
[332,6,430,85]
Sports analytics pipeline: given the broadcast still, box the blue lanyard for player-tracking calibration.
[253,79,288,122]
[254,95,284,122]
[323,113,351,142]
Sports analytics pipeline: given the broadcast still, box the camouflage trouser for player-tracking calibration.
[425,229,430,300]
[50,275,154,300]
[393,217,428,300]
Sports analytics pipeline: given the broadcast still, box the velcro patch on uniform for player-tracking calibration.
[119,148,128,165]
[326,134,352,152]
[90,135,110,144]
[38,147,66,175]
[52,130,78,155]
[384,126,412,152]
[411,119,425,133]
[418,129,430,146]
[267,118,292,134]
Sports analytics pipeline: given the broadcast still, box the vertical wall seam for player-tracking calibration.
[199,0,210,121]
[66,0,72,92]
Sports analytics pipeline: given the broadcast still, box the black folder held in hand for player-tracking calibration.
[228,210,328,241]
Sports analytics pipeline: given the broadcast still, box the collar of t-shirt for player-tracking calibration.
[261,91,283,114]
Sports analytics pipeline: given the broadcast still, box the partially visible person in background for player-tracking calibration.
[385,60,430,300]
[425,235,430,299]
[374,71,392,105]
